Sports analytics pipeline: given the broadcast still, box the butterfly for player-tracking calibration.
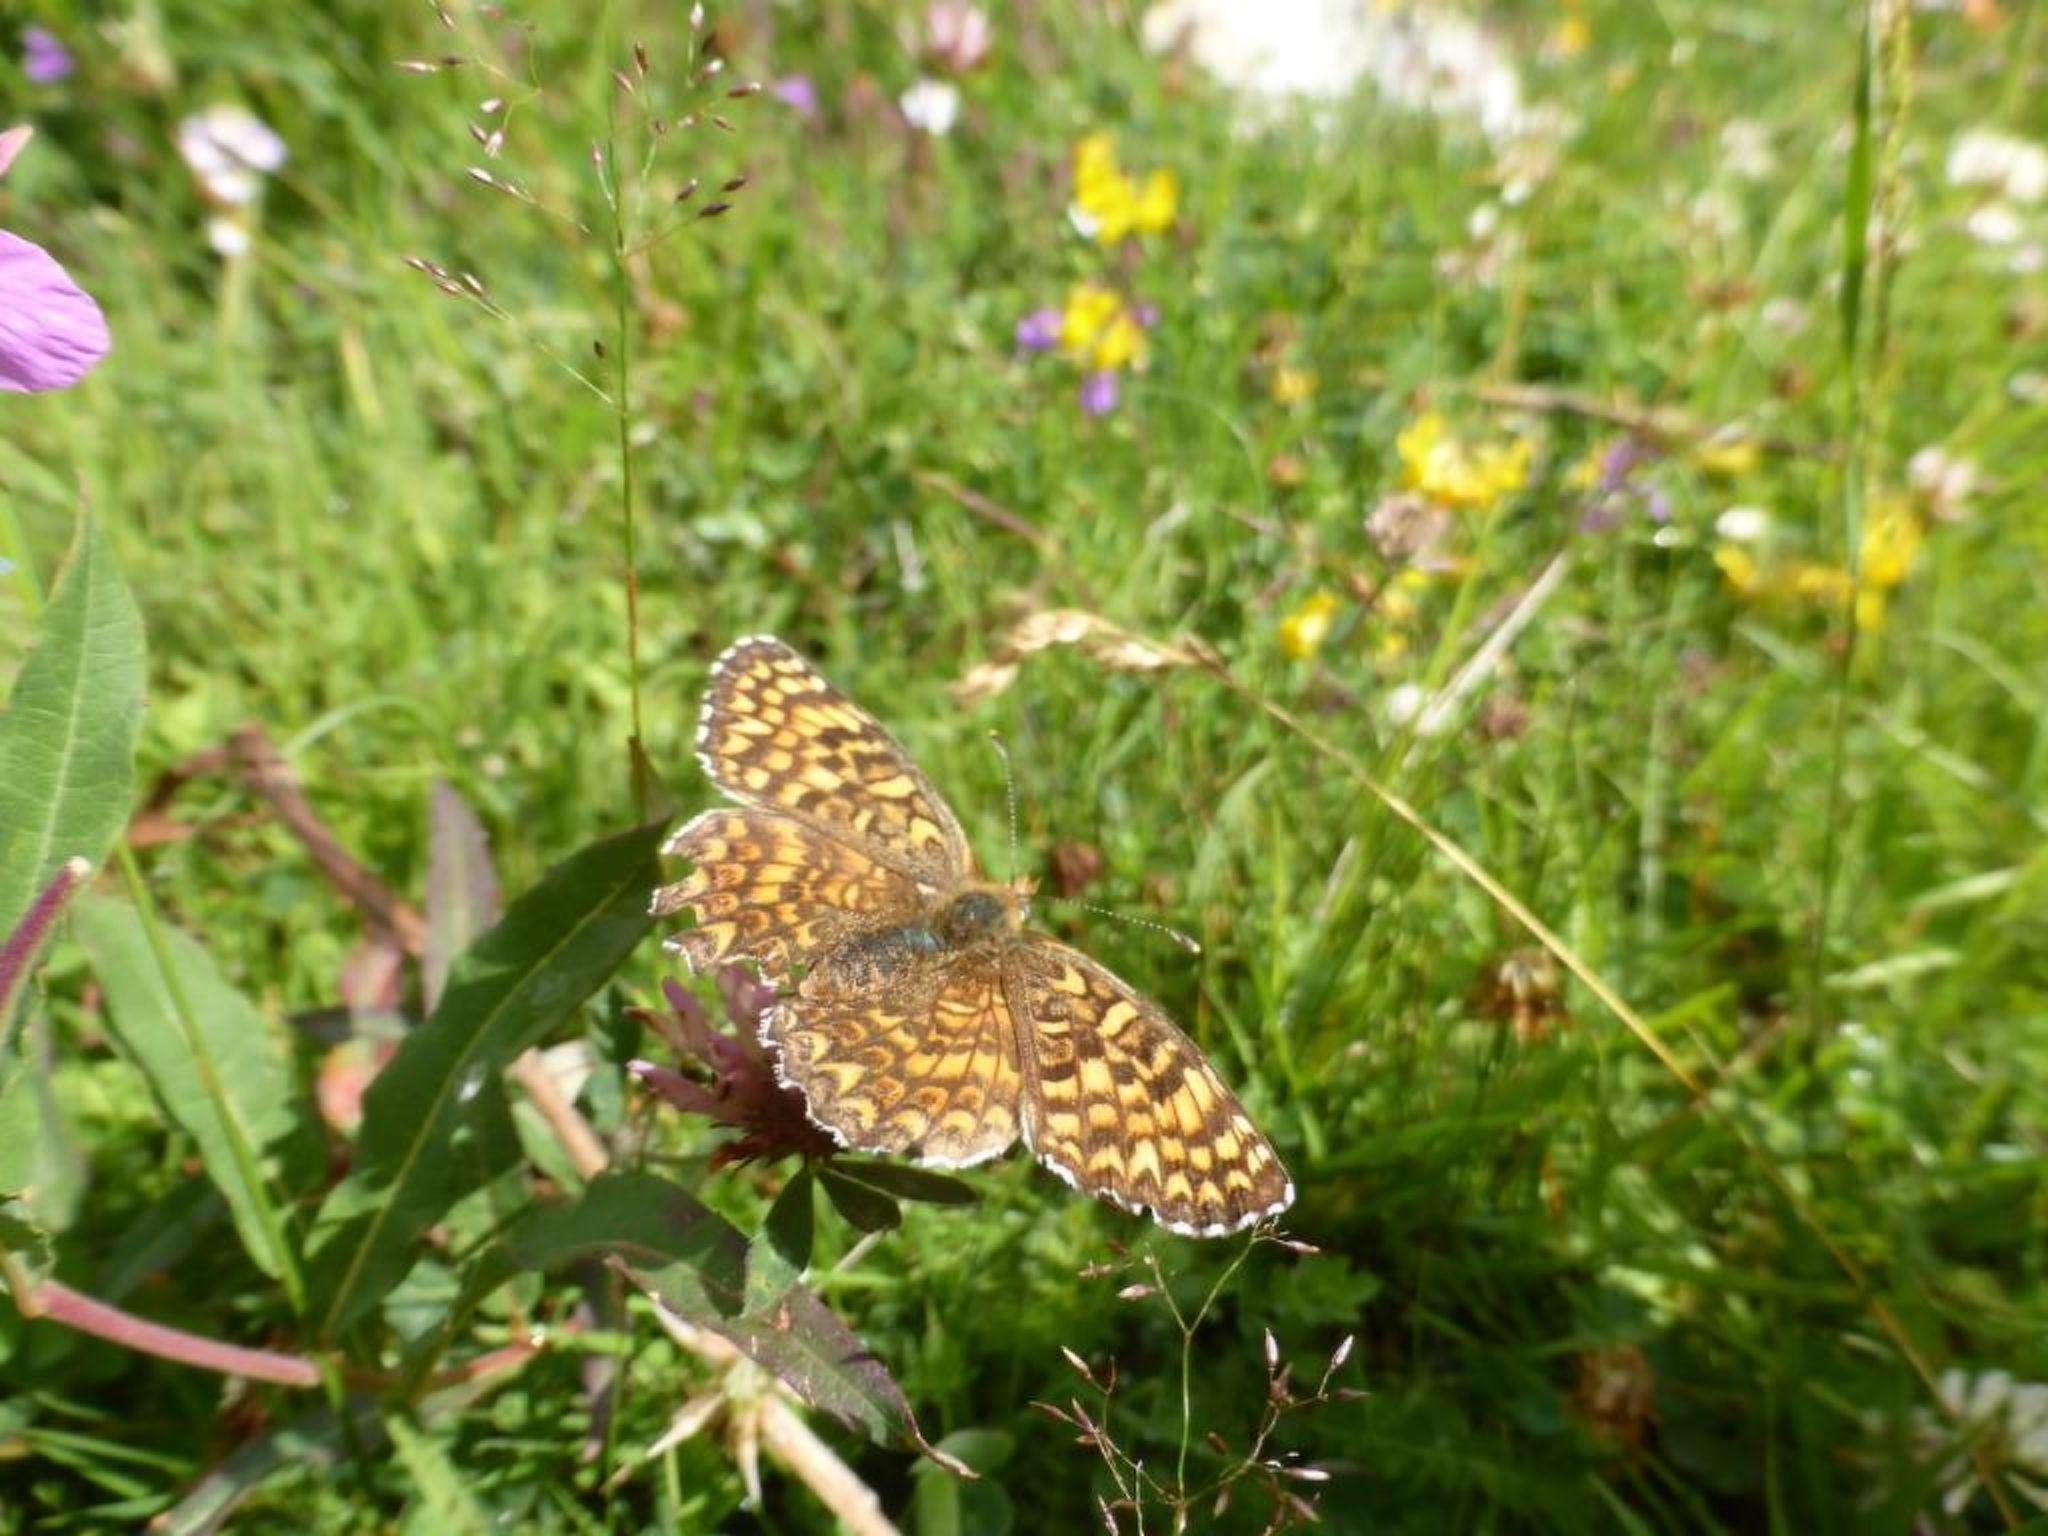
[652,636,1293,1237]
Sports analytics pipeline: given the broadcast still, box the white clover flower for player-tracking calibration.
[1714,506,1772,543]
[178,104,286,207]
[1947,128,2048,204]
[1719,118,1777,181]
[898,78,961,137]
[1965,202,2024,246]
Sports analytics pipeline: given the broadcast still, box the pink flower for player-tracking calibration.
[0,126,110,394]
[1078,370,1120,416]
[926,2,993,73]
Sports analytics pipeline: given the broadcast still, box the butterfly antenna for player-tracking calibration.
[986,730,1020,884]
[1068,900,1203,956]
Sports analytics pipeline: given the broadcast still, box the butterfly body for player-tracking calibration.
[654,635,1293,1237]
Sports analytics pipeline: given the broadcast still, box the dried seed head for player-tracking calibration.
[480,96,504,113]
[397,58,448,74]
[432,3,456,27]
[690,2,705,28]
[720,174,748,192]
[696,201,731,218]
[700,56,725,78]
[674,178,700,203]
[633,42,650,75]
[1284,1466,1332,1484]
[727,81,763,98]
[612,69,636,94]
[1116,1283,1154,1301]
[1060,1346,1096,1387]
[1329,1334,1355,1372]
[1264,1329,1281,1372]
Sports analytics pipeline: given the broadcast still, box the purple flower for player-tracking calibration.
[0,128,111,395]
[772,74,820,123]
[1014,305,1060,353]
[629,971,835,1167]
[1578,435,1670,533]
[22,26,73,85]
[1078,370,1120,416]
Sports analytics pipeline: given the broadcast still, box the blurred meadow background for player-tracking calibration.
[3,0,2046,1530]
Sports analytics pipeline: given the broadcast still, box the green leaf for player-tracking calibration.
[389,1415,494,1536]
[745,1168,814,1314]
[909,1429,1014,1536]
[307,819,667,1340]
[71,897,310,1284]
[487,1172,943,1453]
[423,781,501,1014]
[818,1165,903,1234]
[831,1160,980,1206]
[0,1197,54,1292]
[0,514,145,941]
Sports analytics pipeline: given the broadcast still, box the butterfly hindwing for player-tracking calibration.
[767,951,1023,1167]
[1006,938,1293,1237]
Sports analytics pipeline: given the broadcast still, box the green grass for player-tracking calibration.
[3,0,2046,1530]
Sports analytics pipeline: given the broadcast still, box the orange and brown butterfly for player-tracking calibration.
[650,636,1294,1237]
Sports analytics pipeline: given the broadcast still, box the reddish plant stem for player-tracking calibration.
[0,856,91,1027]
[26,1279,321,1388]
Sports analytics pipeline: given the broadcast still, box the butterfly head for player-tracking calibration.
[938,878,1037,946]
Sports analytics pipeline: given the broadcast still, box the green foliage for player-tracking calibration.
[306,819,666,1338]
[0,515,143,942]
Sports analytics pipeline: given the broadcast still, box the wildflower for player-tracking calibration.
[1690,431,1761,478]
[1907,445,1978,522]
[1271,365,1316,405]
[1068,134,1177,245]
[925,1,993,74]
[1057,282,1150,372]
[1928,1369,2048,1518]
[0,126,110,394]
[1014,306,1061,353]
[22,26,74,84]
[1719,118,1777,181]
[1546,4,1591,59]
[1572,437,1670,532]
[771,74,821,122]
[631,971,835,1166]
[1366,492,1452,566]
[1078,370,1119,417]
[1714,505,1771,543]
[177,105,287,207]
[1947,128,2048,204]
[898,77,960,136]
[1278,591,1340,658]
[1396,411,1532,512]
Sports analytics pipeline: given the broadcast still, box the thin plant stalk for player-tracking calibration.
[602,12,648,810]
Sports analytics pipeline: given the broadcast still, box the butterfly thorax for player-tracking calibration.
[808,880,1024,994]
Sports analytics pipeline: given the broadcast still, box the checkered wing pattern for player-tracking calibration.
[1007,939,1293,1236]
[655,809,921,977]
[767,954,1024,1167]
[697,636,971,886]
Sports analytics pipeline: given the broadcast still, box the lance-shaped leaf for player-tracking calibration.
[307,820,666,1340]
[745,1167,815,1314]
[72,898,312,1284]
[423,782,501,1013]
[0,513,145,941]
[479,1172,944,1455]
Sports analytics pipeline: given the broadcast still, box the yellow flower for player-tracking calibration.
[1860,497,1922,589]
[1563,443,1608,493]
[1279,591,1341,659]
[1397,411,1533,511]
[1551,12,1592,57]
[1070,134,1176,245]
[1692,435,1762,478]
[1057,283,1146,372]
[1059,283,1121,354]
[1713,544,1761,595]
[1133,168,1178,235]
[1272,365,1317,406]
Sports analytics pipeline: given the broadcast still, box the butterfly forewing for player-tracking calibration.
[696,636,972,886]
[1005,938,1293,1237]
[767,953,1024,1167]
[656,808,921,977]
